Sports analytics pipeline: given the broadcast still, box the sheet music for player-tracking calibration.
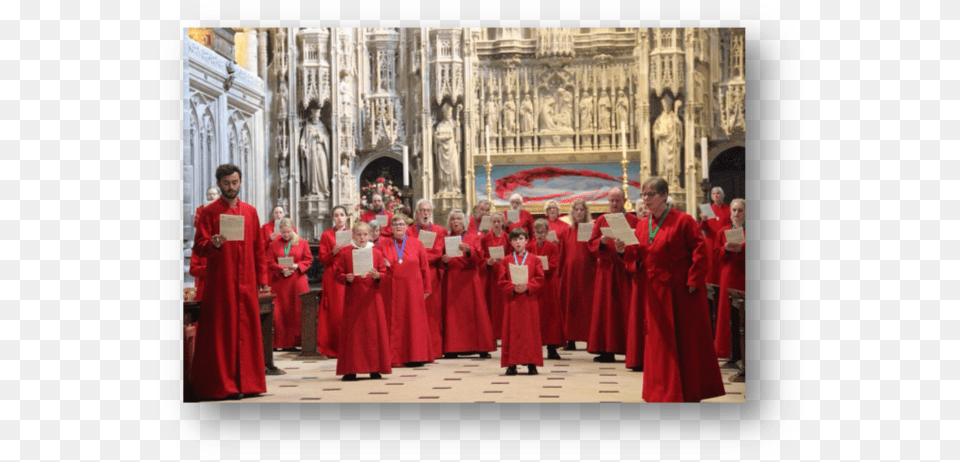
[278,257,294,267]
[419,229,437,248]
[444,236,463,257]
[724,228,745,245]
[603,213,640,245]
[219,214,244,241]
[538,255,549,271]
[479,215,491,232]
[507,210,520,223]
[352,246,373,276]
[546,230,558,243]
[699,203,716,219]
[336,229,352,247]
[375,214,388,227]
[508,263,528,285]
[577,222,593,242]
[600,227,615,239]
[274,220,281,233]
[488,246,505,260]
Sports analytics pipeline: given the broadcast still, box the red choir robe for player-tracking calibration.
[377,235,433,366]
[466,214,489,237]
[700,202,731,285]
[714,224,745,358]
[480,230,510,339]
[623,208,725,402]
[317,225,349,357]
[266,237,313,349]
[622,248,646,370]
[506,208,535,238]
[260,221,299,257]
[333,246,392,377]
[360,209,394,239]
[407,223,448,358]
[188,251,207,301]
[497,251,545,367]
[587,212,640,355]
[191,197,268,400]
[527,238,563,346]
[441,231,496,354]
[559,220,597,342]
[546,218,571,277]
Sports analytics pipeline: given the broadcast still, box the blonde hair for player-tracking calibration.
[533,218,549,231]
[543,200,560,214]
[353,221,371,234]
[391,212,412,226]
[571,199,590,223]
[278,217,299,245]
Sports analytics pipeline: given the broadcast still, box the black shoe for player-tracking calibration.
[479,352,492,359]
[505,366,517,376]
[443,353,458,359]
[342,374,357,381]
[370,372,382,379]
[225,393,244,400]
[630,366,643,372]
[547,346,561,360]
[527,365,538,375]
[563,340,576,351]
[406,361,425,368]
[593,353,616,363]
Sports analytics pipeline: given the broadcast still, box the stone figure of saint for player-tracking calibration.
[434,103,460,193]
[579,89,594,131]
[520,93,535,134]
[299,107,330,196]
[277,80,288,117]
[598,90,612,131]
[503,97,517,134]
[653,94,683,185]
[539,96,558,133]
[485,95,499,135]
[555,87,573,129]
[339,158,356,203]
[615,89,629,130]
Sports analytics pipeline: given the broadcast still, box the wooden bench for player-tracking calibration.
[297,288,323,358]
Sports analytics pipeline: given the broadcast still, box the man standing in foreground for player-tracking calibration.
[191,164,268,400]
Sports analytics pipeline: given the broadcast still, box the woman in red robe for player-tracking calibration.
[466,199,491,237]
[317,205,350,357]
[408,199,447,359]
[266,218,313,350]
[558,199,596,350]
[699,187,731,286]
[544,200,571,263]
[378,213,433,367]
[480,212,509,339]
[260,206,297,257]
[622,177,725,402]
[498,227,545,375]
[441,209,495,358]
[714,198,745,358]
[333,222,391,381]
[527,218,563,360]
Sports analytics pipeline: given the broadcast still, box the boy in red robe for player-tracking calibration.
[527,219,563,360]
[498,227,545,375]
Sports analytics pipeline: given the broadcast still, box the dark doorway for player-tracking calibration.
[709,146,745,202]
[359,156,403,199]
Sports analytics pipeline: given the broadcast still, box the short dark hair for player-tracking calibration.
[508,227,528,241]
[642,176,668,196]
[215,164,242,183]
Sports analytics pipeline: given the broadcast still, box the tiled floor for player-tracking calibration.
[241,343,745,403]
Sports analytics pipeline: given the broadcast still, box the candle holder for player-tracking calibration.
[621,157,634,212]
[485,161,495,212]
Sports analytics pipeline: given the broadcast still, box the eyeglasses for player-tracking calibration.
[640,192,661,198]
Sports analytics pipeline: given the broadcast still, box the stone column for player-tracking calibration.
[637,29,651,181]
[245,29,258,76]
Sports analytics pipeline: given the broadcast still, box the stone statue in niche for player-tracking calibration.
[503,94,517,135]
[299,106,330,197]
[538,94,558,133]
[615,89,629,131]
[434,103,461,193]
[579,88,594,131]
[555,87,572,129]
[597,89,612,131]
[653,93,682,185]
[520,93,535,134]
[277,80,288,116]
[339,157,356,203]
[484,93,499,135]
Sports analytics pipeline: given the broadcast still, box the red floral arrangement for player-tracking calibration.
[357,176,404,213]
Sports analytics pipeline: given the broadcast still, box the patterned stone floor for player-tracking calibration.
[241,342,746,403]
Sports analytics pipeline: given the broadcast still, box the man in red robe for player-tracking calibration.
[466,199,491,236]
[504,193,534,238]
[191,164,268,401]
[360,193,393,239]
[407,199,447,359]
[587,187,639,362]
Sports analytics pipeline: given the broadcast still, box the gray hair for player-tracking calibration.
[416,198,434,210]
[509,193,523,203]
[711,186,725,201]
